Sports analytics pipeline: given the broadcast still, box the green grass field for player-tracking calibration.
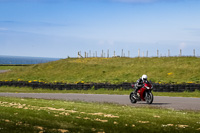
[0,57,200,84]
[0,65,25,70]
[1,97,200,133]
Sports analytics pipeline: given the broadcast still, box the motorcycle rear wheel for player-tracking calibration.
[129,92,137,104]
[146,92,154,104]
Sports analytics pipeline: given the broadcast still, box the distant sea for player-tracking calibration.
[0,55,61,65]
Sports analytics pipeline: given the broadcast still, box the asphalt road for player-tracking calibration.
[0,93,200,111]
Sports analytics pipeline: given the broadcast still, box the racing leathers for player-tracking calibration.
[134,78,145,94]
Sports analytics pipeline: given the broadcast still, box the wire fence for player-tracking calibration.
[77,49,199,58]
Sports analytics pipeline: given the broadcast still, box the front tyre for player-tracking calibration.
[146,92,154,104]
[129,92,137,104]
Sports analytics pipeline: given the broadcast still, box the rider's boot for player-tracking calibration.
[133,91,139,99]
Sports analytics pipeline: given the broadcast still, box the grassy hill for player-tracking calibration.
[0,57,200,84]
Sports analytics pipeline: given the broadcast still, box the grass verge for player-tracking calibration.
[0,57,200,84]
[0,86,200,98]
[0,97,200,133]
[0,65,26,70]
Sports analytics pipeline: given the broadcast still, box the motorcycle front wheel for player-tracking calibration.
[129,92,137,104]
[145,92,154,104]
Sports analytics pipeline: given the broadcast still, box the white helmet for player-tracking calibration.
[142,74,148,81]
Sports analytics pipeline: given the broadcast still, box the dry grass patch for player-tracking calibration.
[0,97,200,133]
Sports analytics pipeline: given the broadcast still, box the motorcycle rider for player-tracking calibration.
[133,74,148,96]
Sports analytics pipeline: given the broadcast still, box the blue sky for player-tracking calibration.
[0,0,200,58]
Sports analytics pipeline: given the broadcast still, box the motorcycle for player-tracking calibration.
[129,81,154,104]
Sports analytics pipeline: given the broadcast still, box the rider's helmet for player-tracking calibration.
[142,74,148,81]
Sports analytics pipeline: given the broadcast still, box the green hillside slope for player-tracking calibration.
[0,57,200,84]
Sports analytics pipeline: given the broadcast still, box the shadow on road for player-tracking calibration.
[137,103,171,105]
[152,103,171,105]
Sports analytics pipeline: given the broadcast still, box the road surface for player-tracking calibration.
[0,93,200,111]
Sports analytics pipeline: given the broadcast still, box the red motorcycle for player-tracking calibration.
[129,81,154,104]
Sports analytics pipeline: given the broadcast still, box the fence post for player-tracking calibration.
[107,49,109,58]
[146,50,148,57]
[121,49,123,57]
[101,50,103,57]
[85,52,87,58]
[168,49,170,57]
[79,51,81,58]
[180,49,182,56]
[89,50,91,57]
[157,49,159,57]
[193,49,195,57]
[128,51,130,57]
[138,49,140,57]
[78,51,83,58]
